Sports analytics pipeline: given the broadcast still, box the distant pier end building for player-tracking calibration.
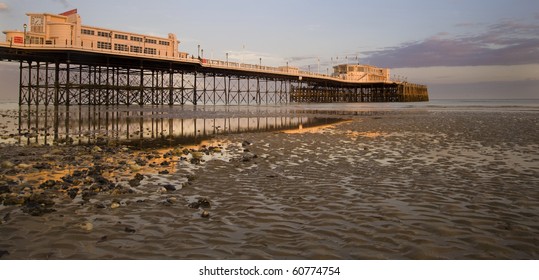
[332,64,390,82]
[0,9,428,105]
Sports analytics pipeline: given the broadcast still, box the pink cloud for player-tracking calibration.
[365,20,539,67]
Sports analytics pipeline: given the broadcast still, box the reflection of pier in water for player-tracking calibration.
[16,105,338,147]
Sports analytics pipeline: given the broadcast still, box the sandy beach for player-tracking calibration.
[0,105,538,259]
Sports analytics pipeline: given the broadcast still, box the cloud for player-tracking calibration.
[226,49,286,66]
[54,0,70,8]
[364,19,539,68]
[285,55,318,63]
[0,2,8,11]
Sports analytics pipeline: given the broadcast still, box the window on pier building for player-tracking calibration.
[97,41,111,49]
[144,47,157,55]
[130,36,143,42]
[29,37,44,44]
[130,45,142,53]
[145,38,157,44]
[81,29,95,35]
[97,31,111,38]
[115,34,128,40]
[159,40,170,46]
[114,43,129,51]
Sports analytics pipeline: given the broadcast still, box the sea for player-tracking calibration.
[1,98,538,147]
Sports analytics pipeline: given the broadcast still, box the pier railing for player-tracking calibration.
[0,42,403,85]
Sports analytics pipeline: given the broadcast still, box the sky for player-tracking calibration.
[0,0,538,100]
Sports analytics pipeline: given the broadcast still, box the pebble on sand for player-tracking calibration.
[16,163,32,170]
[201,210,210,218]
[80,222,94,231]
[124,226,136,233]
[1,161,14,169]
[191,152,205,160]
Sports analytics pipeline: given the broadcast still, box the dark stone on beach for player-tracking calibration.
[21,202,56,216]
[160,161,170,166]
[242,152,258,162]
[128,179,141,187]
[0,185,10,194]
[72,169,87,178]
[33,162,52,170]
[188,198,211,209]
[88,166,104,177]
[63,155,76,162]
[21,194,56,216]
[61,174,75,184]
[158,170,169,174]
[97,235,108,243]
[95,203,106,209]
[81,189,97,201]
[135,158,148,166]
[0,250,9,258]
[39,179,58,189]
[67,188,78,199]
[94,175,111,186]
[186,174,197,182]
[3,195,25,205]
[242,140,252,147]
[128,173,144,187]
[190,158,201,165]
[134,173,144,181]
[162,184,176,192]
[112,185,135,195]
[124,226,136,233]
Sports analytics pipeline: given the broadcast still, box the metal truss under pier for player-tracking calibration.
[290,82,429,103]
[17,61,292,106]
[1,46,429,105]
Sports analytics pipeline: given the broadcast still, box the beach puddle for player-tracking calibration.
[0,105,343,148]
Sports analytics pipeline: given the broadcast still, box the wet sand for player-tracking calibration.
[1,109,538,259]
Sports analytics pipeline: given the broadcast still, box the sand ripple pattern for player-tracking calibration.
[1,111,538,259]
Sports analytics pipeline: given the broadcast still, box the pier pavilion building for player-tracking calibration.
[2,9,188,59]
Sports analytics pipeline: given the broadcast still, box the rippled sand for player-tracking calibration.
[1,110,538,259]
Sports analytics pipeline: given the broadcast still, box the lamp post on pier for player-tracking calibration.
[23,24,27,46]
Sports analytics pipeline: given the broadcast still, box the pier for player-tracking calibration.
[0,10,428,106]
